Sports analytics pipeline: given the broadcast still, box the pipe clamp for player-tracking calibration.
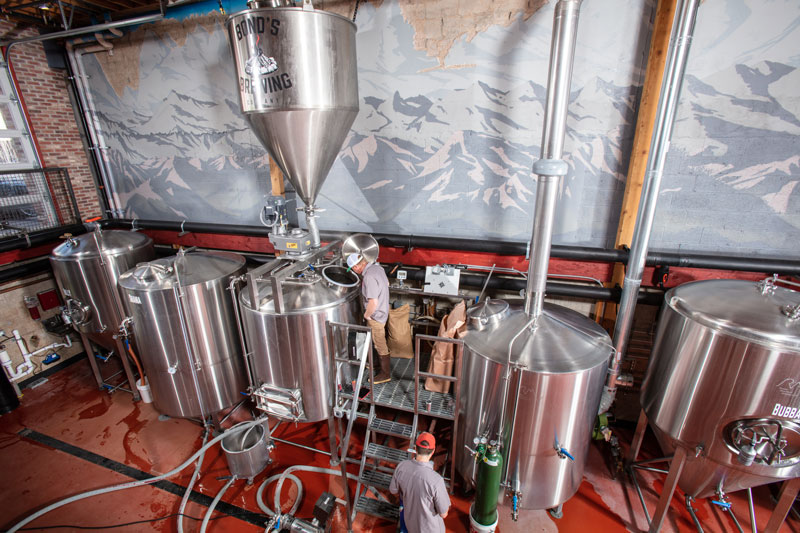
[533,158,568,177]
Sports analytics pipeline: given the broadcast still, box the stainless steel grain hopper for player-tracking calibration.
[227,2,358,253]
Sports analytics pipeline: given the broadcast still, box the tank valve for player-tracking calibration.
[737,444,756,466]
[511,491,520,521]
[556,447,575,461]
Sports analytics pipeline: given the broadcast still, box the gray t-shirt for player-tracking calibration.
[361,262,389,324]
[389,459,450,533]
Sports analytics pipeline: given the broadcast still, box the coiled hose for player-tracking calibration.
[256,465,362,520]
[7,418,266,533]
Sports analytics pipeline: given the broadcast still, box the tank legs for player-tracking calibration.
[114,338,140,402]
[765,477,800,533]
[328,413,340,466]
[80,334,104,391]
[548,503,563,519]
[628,409,648,463]
[648,446,688,533]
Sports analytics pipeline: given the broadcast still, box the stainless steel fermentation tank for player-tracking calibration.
[227,3,358,250]
[50,229,154,348]
[118,251,248,419]
[237,242,360,422]
[50,229,154,397]
[455,0,611,514]
[640,278,800,498]
[455,299,612,510]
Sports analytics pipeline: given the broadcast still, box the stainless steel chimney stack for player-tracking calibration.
[525,0,581,318]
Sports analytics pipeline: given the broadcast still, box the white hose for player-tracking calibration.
[256,473,305,517]
[7,418,265,533]
[256,465,362,519]
[178,426,210,533]
[200,475,237,533]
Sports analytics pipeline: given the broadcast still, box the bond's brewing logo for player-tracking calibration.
[234,16,293,99]
[245,49,278,76]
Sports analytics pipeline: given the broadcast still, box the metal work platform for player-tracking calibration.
[370,359,456,419]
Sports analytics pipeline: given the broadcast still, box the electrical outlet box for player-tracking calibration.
[424,264,460,295]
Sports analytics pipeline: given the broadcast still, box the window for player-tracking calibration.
[0,64,39,170]
[0,61,77,237]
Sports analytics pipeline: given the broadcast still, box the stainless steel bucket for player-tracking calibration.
[221,423,271,482]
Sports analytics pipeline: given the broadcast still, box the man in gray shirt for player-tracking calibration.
[389,432,450,533]
[348,253,392,384]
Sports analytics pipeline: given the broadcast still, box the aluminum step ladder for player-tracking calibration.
[327,321,464,531]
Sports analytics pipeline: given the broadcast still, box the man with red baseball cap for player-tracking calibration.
[389,432,451,532]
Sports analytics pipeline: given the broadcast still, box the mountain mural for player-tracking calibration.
[79,0,800,258]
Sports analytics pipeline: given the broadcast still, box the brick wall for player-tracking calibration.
[1,21,102,219]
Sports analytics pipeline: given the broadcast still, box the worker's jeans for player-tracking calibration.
[367,319,390,356]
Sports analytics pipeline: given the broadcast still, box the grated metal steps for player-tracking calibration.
[355,495,400,521]
[365,442,412,463]
[369,417,413,439]
[360,468,393,490]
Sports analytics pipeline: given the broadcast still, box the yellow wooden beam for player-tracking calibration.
[269,156,285,197]
[596,0,678,330]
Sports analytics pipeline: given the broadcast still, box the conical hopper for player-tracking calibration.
[227,6,359,207]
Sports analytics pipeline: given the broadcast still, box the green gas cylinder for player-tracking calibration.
[472,444,503,526]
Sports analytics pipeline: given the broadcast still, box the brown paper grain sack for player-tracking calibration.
[425,301,467,393]
[387,304,414,359]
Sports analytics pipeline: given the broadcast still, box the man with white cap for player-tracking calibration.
[347,252,392,384]
[389,432,450,533]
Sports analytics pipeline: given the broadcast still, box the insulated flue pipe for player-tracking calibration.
[600,0,701,413]
[525,0,582,318]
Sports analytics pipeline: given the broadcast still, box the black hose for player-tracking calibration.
[391,266,663,305]
[98,218,799,276]
[0,224,85,253]
[0,258,51,283]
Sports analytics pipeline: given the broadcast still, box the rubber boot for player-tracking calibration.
[374,354,392,384]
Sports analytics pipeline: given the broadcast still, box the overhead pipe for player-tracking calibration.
[66,37,125,216]
[0,14,163,48]
[390,267,664,305]
[0,223,85,253]
[599,0,702,414]
[95,218,800,276]
[524,0,582,319]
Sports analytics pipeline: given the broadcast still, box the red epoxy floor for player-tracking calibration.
[1,359,798,532]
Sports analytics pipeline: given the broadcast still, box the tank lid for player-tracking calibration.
[464,302,612,373]
[666,279,800,350]
[119,251,245,291]
[240,269,357,314]
[50,230,152,259]
[467,298,510,330]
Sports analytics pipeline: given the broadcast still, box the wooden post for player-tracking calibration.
[269,156,284,197]
[595,0,679,330]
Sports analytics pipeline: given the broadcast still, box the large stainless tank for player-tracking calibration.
[455,299,612,510]
[227,5,358,208]
[49,230,154,348]
[642,278,800,498]
[118,251,248,418]
[239,264,359,422]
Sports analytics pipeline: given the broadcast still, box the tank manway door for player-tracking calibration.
[725,418,800,467]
